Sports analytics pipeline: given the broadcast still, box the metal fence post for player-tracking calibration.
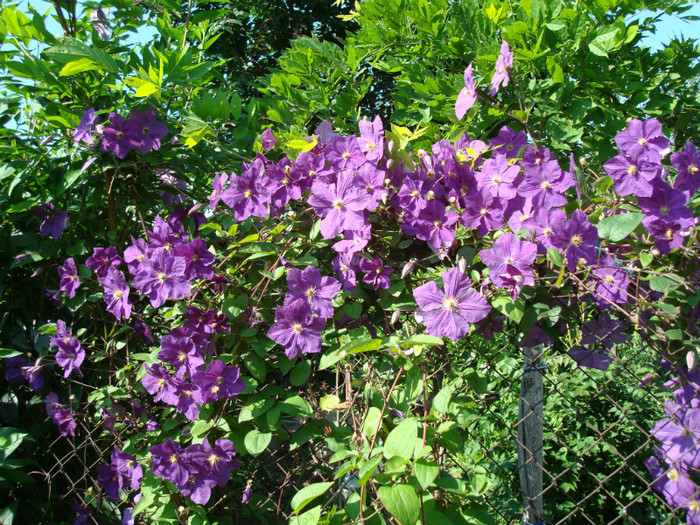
[518,344,546,525]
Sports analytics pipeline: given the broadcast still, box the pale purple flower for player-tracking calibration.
[413,267,491,341]
[261,128,277,151]
[357,115,384,162]
[220,159,270,221]
[672,141,700,195]
[490,41,513,96]
[210,172,229,211]
[131,249,190,308]
[479,232,537,299]
[476,154,520,199]
[101,267,132,320]
[614,118,670,158]
[456,64,477,119]
[73,108,101,145]
[308,171,370,239]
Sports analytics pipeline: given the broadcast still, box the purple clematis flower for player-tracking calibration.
[456,64,477,120]
[672,141,700,195]
[614,118,670,158]
[191,360,245,404]
[358,115,385,163]
[124,108,169,154]
[31,203,69,241]
[86,246,123,279]
[101,267,132,320]
[73,108,102,145]
[285,266,341,319]
[150,439,190,487]
[308,171,371,239]
[268,299,326,359]
[261,128,277,151]
[490,41,513,96]
[413,267,491,341]
[652,409,700,467]
[58,257,81,299]
[551,210,598,271]
[45,392,76,437]
[131,249,190,308]
[359,256,393,290]
[479,232,537,300]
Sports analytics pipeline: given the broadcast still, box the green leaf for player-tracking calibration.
[384,418,417,460]
[242,352,266,382]
[239,397,274,422]
[44,36,120,74]
[59,58,100,76]
[357,454,383,485]
[432,386,452,414]
[244,430,272,456]
[362,406,382,438]
[290,360,312,386]
[338,337,382,356]
[291,482,333,514]
[398,334,444,348]
[0,349,22,359]
[190,420,211,438]
[279,395,314,418]
[596,213,643,242]
[378,484,420,525]
[292,505,322,525]
[319,395,342,411]
[649,275,683,293]
[414,458,439,490]
[491,294,524,323]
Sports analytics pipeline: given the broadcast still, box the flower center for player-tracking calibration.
[367,141,375,151]
[638,138,647,146]
[208,453,220,466]
[605,275,614,284]
[410,190,419,198]
[540,181,550,190]
[143,126,151,136]
[332,199,344,210]
[480,208,488,216]
[571,234,583,247]
[157,272,168,284]
[668,468,679,482]
[433,220,442,228]
[375,266,383,275]
[169,455,178,464]
[291,323,303,335]
[492,176,501,185]
[426,190,435,200]
[689,164,699,174]
[660,206,669,215]
[305,286,316,297]
[243,190,252,199]
[442,296,458,311]
[627,165,637,176]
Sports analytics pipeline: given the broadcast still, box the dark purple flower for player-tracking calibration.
[44,392,76,437]
[456,64,477,120]
[567,346,613,371]
[285,266,341,319]
[519,160,573,209]
[672,141,700,195]
[158,332,204,378]
[31,203,69,241]
[101,112,139,159]
[489,126,527,159]
[58,257,80,299]
[261,128,277,151]
[191,360,245,404]
[268,299,326,359]
[49,321,84,378]
[460,189,505,236]
[150,439,190,487]
[220,158,270,221]
[242,483,253,504]
[476,154,520,199]
[652,409,700,467]
[479,232,537,299]
[86,246,123,279]
[490,41,513,96]
[5,355,28,384]
[332,253,357,292]
[173,238,215,280]
[414,200,460,254]
[592,256,629,308]
[97,464,121,500]
[131,249,190,308]
[413,267,491,341]
[551,210,598,271]
[124,108,169,154]
[359,256,393,290]
[133,318,155,344]
[142,364,180,405]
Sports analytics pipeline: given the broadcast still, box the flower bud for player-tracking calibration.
[651,247,661,257]
[401,261,414,279]
[688,350,696,371]
[391,310,401,325]
[458,257,468,274]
